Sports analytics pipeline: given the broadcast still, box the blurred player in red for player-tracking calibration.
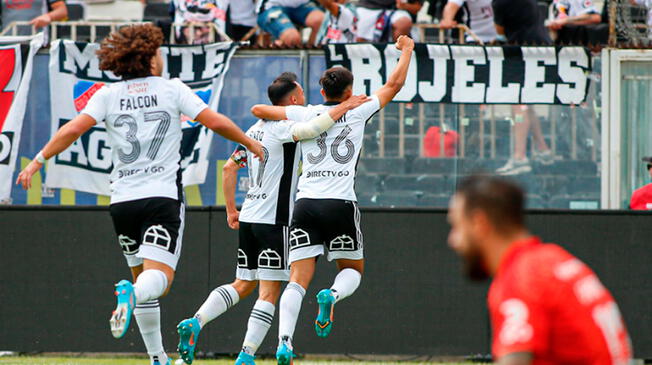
[630,156,652,210]
[447,175,632,365]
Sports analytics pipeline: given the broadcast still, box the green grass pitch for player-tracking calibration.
[0,357,481,365]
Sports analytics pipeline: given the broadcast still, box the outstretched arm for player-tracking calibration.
[223,158,241,230]
[291,94,370,141]
[16,113,96,189]
[374,35,415,109]
[195,108,264,159]
[250,104,288,120]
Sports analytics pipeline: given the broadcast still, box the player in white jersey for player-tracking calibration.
[439,0,497,43]
[175,73,368,365]
[315,0,358,44]
[251,35,415,365]
[16,24,264,365]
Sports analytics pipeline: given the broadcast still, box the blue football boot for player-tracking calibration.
[177,317,201,364]
[109,280,135,338]
[315,289,336,338]
[276,339,294,365]
[234,351,256,365]
[152,355,171,365]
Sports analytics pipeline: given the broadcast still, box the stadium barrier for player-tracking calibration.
[0,206,650,359]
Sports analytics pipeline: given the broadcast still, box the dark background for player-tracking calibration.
[0,207,650,359]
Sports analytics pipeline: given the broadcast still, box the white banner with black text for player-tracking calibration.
[324,43,591,104]
[46,40,239,196]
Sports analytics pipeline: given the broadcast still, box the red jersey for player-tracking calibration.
[630,183,652,210]
[488,237,632,365]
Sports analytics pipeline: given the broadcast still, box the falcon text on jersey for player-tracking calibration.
[120,95,159,111]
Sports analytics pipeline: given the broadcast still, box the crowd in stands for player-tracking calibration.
[2,0,640,45]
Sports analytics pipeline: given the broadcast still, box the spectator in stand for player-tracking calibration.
[547,0,601,44]
[226,0,257,41]
[439,0,497,43]
[314,0,357,44]
[171,0,228,44]
[256,0,324,46]
[356,0,423,42]
[629,0,652,37]
[492,0,553,176]
[630,157,652,210]
[423,125,458,157]
[1,0,67,36]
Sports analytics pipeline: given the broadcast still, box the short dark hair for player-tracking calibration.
[268,72,298,106]
[96,24,163,80]
[455,175,525,233]
[319,67,353,99]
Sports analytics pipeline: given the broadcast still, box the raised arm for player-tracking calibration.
[223,158,241,230]
[251,105,288,120]
[374,35,415,109]
[439,1,461,28]
[291,94,370,141]
[16,113,96,189]
[195,108,264,159]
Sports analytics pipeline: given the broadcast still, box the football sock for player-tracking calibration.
[330,268,362,303]
[278,282,305,343]
[242,300,275,355]
[133,270,168,304]
[194,284,240,328]
[133,300,167,365]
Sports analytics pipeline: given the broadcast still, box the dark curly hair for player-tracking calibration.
[96,24,164,80]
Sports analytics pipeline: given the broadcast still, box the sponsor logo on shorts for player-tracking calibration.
[118,234,139,254]
[329,235,355,251]
[258,249,282,269]
[143,225,171,250]
[289,228,311,250]
[237,249,248,267]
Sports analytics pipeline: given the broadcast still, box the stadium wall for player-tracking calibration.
[1,207,650,359]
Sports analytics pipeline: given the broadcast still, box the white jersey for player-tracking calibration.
[449,0,497,42]
[286,95,380,202]
[555,0,598,16]
[256,0,308,12]
[318,4,357,44]
[82,77,208,204]
[232,120,301,226]
[230,0,257,27]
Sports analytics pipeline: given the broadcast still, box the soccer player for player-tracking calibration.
[447,175,633,365]
[176,72,369,365]
[16,24,264,365]
[251,35,415,365]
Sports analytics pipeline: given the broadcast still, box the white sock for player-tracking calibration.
[134,300,167,365]
[241,300,275,355]
[133,270,168,304]
[278,282,306,344]
[194,284,240,328]
[331,268,362,303]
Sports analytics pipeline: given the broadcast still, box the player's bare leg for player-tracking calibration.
[111,259,175,365]
[315,259,364,338]
[237,280,283,365]
[178,279,256,364]
[277,258,317,365]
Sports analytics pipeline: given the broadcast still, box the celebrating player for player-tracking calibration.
[16,24,264,365]
[176,72,369,365]
[251,35,415,365]
[447,175,632,365]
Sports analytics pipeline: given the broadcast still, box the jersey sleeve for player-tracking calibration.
[285,105,312,123]
[271,120,297,144]
[81,86,109,124]
[350,95,381,123]
[490,271,552,359]
[230,144,248,168]
[174,79,209,120]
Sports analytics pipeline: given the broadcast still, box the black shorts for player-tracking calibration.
[237,222,290,281]
[288,198,363,263]
[109,197,184,270]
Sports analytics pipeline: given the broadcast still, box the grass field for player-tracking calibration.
[0,357,480,365]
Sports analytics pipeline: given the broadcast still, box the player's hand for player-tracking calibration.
[341,94,371,110]
[246,139,265,161]
[16,160,43,190]
[227,210,240,230]
[29,14,52,29]
[395,35,414,52]
[439,18,457,29]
